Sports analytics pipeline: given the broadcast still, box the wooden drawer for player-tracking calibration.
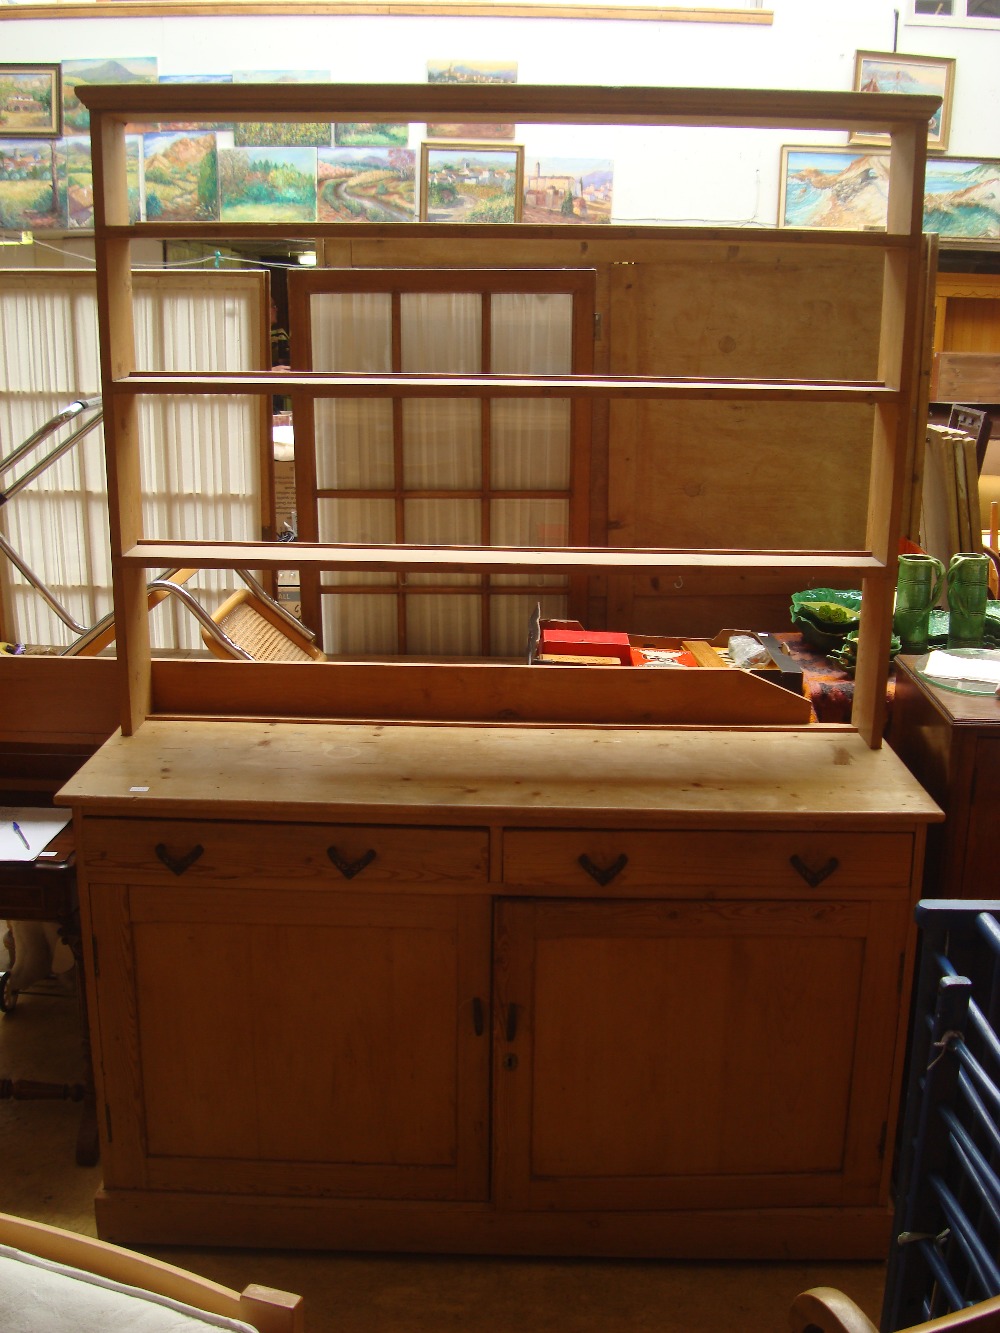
[79,818,489,887]
[502,829,914,895]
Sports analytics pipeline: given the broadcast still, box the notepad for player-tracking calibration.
[0,807,72,863]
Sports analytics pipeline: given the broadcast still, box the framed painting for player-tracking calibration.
[318,146,416,222]
[426,59,517,140]
[778,145,889,231]
[850,50,955,150]
[420,143,523,223]
[0,65,61,138]
[523,156,613,224]
[924,157,1000,239]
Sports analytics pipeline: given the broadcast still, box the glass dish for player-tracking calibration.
[915,647,1000,696]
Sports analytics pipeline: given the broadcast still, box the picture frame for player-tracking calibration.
[850,50,955,151]
[420,143,523,223]
[0,64,62,139]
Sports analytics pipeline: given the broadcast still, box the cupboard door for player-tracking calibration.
[493,896,907,1212]
[89,880,492,1201]
[962,739,1000,895]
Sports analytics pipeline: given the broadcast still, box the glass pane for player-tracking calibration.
[491,592,569,657]
[402,399,481,490]
[322,594,398,656]
[404,498,481,586]
[401,293,482,372]
[491,498,569,588]
[309,292,392,371]
[491,293,573,374]
[491,400,570,490]
[406,594,481,656]
[317,497,396,586]
[314,400,394,490]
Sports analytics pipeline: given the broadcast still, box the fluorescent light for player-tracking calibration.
[297,252,317,267]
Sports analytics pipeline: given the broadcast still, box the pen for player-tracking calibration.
[11,821,29,850]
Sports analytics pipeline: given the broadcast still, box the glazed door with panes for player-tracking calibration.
[287,269,595,657]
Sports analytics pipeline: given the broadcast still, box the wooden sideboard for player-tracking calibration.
[58,720,941,1259]
[889,655,1000,898]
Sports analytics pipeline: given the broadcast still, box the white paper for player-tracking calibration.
[0,806,72,863]
[923,650,1000,687]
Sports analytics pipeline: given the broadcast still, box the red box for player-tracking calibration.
[539,627,633,666]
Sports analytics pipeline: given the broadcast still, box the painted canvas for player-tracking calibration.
[0,138,65,229]
[62,57,157,134]
[157,74,233,133]
[420,144,523,222]
[219,146,317,222]
[144,131,219,221]
[522,157,613,224]
[232,71,331,148]
[924,157,1000,239]
[318,147,416,222]
[779,146,890,230]
[335,123,409,147]
[54,134,143,230]
[426,59,517,140]
[850,51,955,149]
[0,65,61,138]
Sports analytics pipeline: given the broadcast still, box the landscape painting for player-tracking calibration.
[0,65,61,138]
[156,73,233,133]
[219,146,317,221]
[334,123,409,147]
[426,58,517,140]
[318,146,415,222]
[55,134,143,229]
[143,131,219,221]
[0,138,65,229]
[924,157,1000,239]
[62,57,157,133]
[850,50,955,149]
[232,70,331,148]
[522,157,613,224]
[420,144,523,222]
[779,146,889,230]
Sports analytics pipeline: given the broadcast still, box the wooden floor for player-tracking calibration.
[0,962,888,1332]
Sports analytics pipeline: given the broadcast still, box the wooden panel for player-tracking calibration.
[493,897,900,1211]
[961,738,1000,895]
[0,656,121,747]
[932,352,1000,403]
[79,818,490,886]
[501,828,913,893]
[124,889,492,1200]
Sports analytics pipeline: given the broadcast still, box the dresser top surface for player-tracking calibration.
[56,721,943,828]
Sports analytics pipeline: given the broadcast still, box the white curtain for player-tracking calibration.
[309,286,572,657]
[0,271,267,651]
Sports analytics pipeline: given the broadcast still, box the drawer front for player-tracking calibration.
[80,818,489,887]
[502,829,914,895]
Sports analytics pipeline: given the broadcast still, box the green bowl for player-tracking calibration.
[790,588,863,631]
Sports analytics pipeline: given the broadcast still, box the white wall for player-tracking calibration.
[1,0,998,233]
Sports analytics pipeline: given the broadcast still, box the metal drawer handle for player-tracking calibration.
[326,846,376,880]
[154,843,204,877]
[790,855,839,889]
[578,853,628,886]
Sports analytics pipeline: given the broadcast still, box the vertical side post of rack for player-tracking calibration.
[854,117,929,749]
[90,101,150,736]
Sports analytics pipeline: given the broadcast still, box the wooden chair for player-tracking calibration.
[0,1210,304,1333]
[791,1288,1000,1332]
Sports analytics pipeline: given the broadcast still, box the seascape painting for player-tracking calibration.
[232,71,331,148]
[421,144,523,222]
[924,157,1000,239]
[522,157,613,224]
[0,138,65,229]
[62,57,157,134]
[0,65,61,137]
[426,59,517,140]
[779,147,889,229]
[851,51,955,149]
[144,131,219,221]
[219,146,317,221]
[334,123,409,147]
[318,147,415,222]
